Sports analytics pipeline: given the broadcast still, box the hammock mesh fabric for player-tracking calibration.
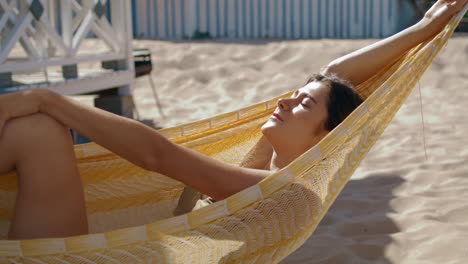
[0,11,464,263]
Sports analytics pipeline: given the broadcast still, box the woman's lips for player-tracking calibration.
[271,113,283,121]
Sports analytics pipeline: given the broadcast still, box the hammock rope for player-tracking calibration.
[0,8,465,263]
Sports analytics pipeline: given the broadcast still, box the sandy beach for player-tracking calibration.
[128,36,468,263]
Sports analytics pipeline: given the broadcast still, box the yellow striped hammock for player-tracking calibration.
[0,9,466,263]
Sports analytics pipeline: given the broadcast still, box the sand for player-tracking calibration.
[128,36,468,263]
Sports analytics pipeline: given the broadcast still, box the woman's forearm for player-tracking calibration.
[324,0,468,86]
[37,89,165,170]
[321,0,467,88]
[323,21,436,86]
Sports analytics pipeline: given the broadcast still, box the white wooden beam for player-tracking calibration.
[119,0,134,95]
[0,13,33,64]
[0,13,9,32]
[49,71,134,95]
[91,20,120,52]
[110,0,125,43]
[71,0,120,52]
[0,0,38,61]
[96,17,119,41]
[71,0,90,32]
[61,0,73,56]
[32,25,46,58]
[46,0,56,27]
[0,0,37,46]
[19,34,40,59]
[0,52,125,73]
[0,0,14,34]
[9,70,134,96]
[0,0,9,11]
[71,11,94,56]
[36,19,67,54]
[46,0,57,57]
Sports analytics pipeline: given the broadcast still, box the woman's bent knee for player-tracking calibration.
[3,113,70,150]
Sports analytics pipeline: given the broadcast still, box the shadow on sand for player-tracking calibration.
[281,173,404,264]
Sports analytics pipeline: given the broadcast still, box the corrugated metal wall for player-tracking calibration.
[132,0,414,39]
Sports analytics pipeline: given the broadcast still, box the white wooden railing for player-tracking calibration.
[0,0,134,95]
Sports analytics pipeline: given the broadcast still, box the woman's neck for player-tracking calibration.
[268,151,299,171]
[268,132,327,171]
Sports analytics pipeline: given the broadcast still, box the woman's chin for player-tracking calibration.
[261,121,280,137]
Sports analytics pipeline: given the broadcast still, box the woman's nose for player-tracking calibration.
[277,98,290,111]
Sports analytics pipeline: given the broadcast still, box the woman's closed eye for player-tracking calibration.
[301,100,310,108]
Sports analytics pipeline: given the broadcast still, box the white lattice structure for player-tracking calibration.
[0,0,134,95]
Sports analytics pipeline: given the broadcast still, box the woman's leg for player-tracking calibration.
[0,113,88,239]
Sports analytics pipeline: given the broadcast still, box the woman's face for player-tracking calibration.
[261,81,330,153]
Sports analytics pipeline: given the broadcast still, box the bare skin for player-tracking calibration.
[0,114,87,239]
[0,0,465,239]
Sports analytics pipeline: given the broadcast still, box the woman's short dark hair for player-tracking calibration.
[306,73,363,131]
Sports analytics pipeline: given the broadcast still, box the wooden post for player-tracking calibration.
[62,64,78,79]
[117,0,134,96]
[0,72,12,89]
[94,89,134,119]
[60,0,73,57]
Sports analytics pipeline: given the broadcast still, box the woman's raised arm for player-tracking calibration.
[323,0,467,86]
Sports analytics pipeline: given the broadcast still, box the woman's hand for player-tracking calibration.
[323,0,466,86]
[0,89,45,135]
[424,0,467,20]
[418,0,467,37]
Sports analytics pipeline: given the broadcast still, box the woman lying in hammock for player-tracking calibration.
[0,0,464,240]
